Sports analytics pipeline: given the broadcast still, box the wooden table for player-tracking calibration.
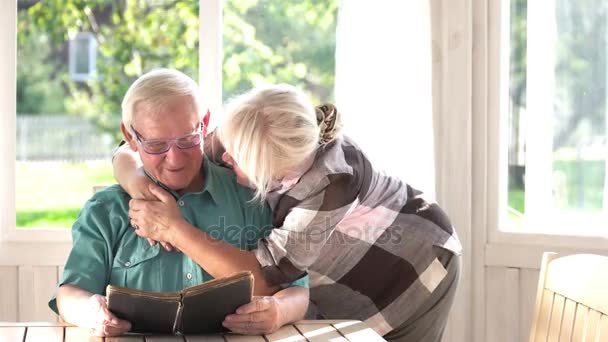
[0,320,386,341]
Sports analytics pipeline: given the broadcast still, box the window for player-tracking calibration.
[6,1,426,241]
[69,32,98,81]
[13,0,339,232]
[15,0,199,230]
[503,0,608,235]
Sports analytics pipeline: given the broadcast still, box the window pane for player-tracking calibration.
[505,0,608,233]
[222,0,338,103]
[16,0,198,228]
[75,36,91,74]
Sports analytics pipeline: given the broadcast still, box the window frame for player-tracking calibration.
[0,0,222,249]
[484,0,608,266]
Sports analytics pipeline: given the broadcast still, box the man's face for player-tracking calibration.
[127,95,203,193]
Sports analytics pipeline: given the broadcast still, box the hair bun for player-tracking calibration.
[315,104,342,145]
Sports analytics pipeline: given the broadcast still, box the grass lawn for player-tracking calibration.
[16,160,115,228]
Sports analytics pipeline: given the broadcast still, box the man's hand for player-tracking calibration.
[86,294,131,337]
[222,296,285,335]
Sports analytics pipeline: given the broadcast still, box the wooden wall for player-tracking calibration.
[0,265,62,322]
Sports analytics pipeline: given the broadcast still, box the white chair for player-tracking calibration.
[529,252,608,342]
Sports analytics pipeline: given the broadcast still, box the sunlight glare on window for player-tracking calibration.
[504,0,608,234]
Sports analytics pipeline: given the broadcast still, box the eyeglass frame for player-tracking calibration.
[129,122,204,155]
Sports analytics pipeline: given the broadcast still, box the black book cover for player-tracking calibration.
[106,271,253,334]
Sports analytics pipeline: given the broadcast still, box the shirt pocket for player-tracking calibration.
[111,238,161,291]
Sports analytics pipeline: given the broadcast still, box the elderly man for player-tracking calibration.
[49,69,309,337]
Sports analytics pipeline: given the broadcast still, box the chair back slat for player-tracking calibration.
[559,299,577,341]
[547,294,565,342]
[586,310,601,342]
[598,315,608,340]
[571,305,589,342]
[533,289,555,342]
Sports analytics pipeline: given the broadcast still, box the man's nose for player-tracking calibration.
[164,143,187,163]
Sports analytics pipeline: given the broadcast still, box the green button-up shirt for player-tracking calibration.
[49,158,307,313]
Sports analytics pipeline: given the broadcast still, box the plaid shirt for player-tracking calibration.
[206,133,462,335]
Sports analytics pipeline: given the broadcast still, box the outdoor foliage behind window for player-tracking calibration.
[223,0,338,104]
[506,0,608,232]
[16,0,337,229]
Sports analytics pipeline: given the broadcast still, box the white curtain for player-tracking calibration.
[335,0,435,196]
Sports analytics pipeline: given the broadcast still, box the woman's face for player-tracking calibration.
[221,152,285,191]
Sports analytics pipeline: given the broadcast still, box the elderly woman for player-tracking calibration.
[115,83,462,342]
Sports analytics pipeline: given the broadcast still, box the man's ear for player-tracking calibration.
[202,110,211,137]
[120,122,138,151]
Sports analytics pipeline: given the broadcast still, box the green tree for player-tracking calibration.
[223,0,338,103]
[553,0,606,149]
[17,0,338,140]
[17,3,67,115]
[19,0,199,139]
[509,0,607,151]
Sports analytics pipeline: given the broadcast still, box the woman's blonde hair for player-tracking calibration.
[218,84,342,201]
[121,68,202,127]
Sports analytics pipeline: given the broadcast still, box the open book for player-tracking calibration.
[106,271,253,334]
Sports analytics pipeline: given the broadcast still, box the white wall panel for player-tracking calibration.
[486,267,520,342]
[18,265,57,322]
[519,268,540,342]
[0,266,18,321]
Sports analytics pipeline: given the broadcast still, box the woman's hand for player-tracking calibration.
[129,184,185,245]
[125,171,177,251]
[113,144,174,250]
[223,296,285,335]
[86,294,131,337]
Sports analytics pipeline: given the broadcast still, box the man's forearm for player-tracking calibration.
[171,220,279,296]
[56,285,95,328]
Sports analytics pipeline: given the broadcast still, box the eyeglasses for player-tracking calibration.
[130,122,203,155]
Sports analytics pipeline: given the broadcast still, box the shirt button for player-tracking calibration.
[124,261,131,267]
[186,272,192,280]
[178,200,185,207]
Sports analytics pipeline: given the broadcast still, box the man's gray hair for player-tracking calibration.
[121,69,202,128]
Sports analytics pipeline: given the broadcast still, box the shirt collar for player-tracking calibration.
[198,154,220,204]
[142,154,219,204]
